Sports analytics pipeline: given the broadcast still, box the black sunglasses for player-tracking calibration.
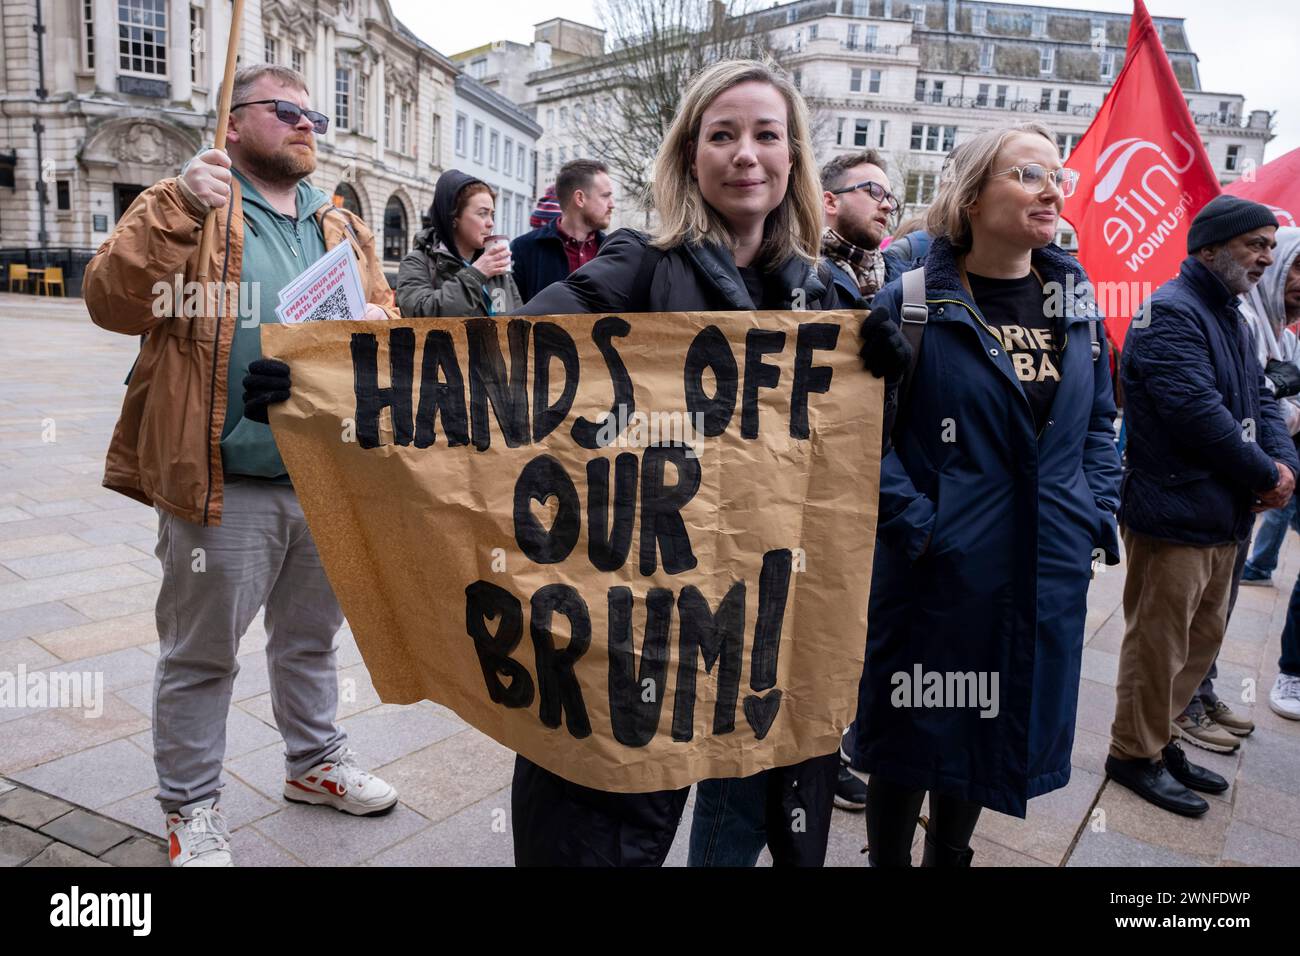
[829,179,899,209]
[230,99,329,135]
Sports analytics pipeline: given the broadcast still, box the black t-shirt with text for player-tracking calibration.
[967,270,1062,433]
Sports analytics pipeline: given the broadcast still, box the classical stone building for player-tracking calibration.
[525,0,1276,244]
[0,0,460,288]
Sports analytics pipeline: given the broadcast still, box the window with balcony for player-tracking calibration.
[1057,90,1069,113]
[847,24,859,49]
[1040,88,1053,111]
[996,84,1008,108]
[976,83,989,107]
[865,25,878,49]
[929,81,945,105]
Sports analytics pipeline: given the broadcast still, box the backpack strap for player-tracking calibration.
[1089,316,1101,362]
[898,265,928,406]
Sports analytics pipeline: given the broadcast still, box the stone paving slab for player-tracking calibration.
[3,299,1300,867]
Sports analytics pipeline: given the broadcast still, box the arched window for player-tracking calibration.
[333,182,362,217]
[383,195,407,260]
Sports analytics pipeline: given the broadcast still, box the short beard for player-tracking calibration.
[1208,245,1252,295]
[242,137,316,187]
[835,215,882,252]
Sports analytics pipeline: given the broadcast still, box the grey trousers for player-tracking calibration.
[152,478,347,811]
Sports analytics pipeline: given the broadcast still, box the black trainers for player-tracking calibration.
[1105,754,1208,817]
[834,764,867,811]
[1161,741,1230,794]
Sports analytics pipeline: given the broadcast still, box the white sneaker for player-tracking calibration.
[283,747,398,816]
[1269,674,1300,720]
[165,798,232,867]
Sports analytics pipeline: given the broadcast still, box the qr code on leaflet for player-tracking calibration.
[306,286,351,321]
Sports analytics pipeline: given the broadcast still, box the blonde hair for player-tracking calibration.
[926,122,1057,250]
[651,59,822,266]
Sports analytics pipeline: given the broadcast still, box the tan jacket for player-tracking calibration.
[84,176,398,526]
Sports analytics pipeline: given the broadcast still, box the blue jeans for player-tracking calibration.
[1244,499,1299,579]
[1278,569,1300,677]
[688,773,769,866]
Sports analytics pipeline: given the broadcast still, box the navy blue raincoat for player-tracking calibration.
[852,236,1122,817]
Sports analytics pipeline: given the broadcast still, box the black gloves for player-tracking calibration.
[242,358,291,424]
[858,304,912,379]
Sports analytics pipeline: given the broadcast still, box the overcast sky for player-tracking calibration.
[389,0,1298,161]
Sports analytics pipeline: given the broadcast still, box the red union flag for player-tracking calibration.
[1062,0,1220,349]
[1225,146,1300,228]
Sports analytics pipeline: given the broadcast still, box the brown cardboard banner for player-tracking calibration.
[262,310,881,793]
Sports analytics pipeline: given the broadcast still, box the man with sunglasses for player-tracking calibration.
[84,64,400,867]
[820,150,907,306]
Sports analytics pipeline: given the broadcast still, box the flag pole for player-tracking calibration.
[195,0,245,284]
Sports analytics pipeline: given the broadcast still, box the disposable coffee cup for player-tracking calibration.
[484,234,512,272]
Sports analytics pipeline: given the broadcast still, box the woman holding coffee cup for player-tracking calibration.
[396,169,522,317]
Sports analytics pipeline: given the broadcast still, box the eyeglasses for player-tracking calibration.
[829,179,899,209]
[230,99,330,135]
[991,164,1079,198]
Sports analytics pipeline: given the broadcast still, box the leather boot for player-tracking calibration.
[921,831,974,867]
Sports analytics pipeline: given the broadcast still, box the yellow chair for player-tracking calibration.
[38,266,65,297]
[7,264,28,292]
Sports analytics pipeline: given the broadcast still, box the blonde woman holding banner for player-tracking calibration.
[508,59,908,866]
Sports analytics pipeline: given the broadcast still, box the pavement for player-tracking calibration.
[0,291,1298,867]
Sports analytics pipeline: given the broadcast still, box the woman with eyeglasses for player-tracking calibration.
[850,122,1122,865]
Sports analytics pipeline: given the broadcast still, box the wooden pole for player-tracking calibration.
[195,0,245,284]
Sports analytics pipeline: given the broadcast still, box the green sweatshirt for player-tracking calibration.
[219,171,330,479]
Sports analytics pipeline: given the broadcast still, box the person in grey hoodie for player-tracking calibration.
[396,168,522,317]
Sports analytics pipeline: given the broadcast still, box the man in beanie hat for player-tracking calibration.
[529,185,562,230]
[1106,196,1296,817]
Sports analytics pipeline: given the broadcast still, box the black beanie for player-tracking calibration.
[1187,195,1278,253]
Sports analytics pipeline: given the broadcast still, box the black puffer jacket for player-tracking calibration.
[515,228,849,315]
